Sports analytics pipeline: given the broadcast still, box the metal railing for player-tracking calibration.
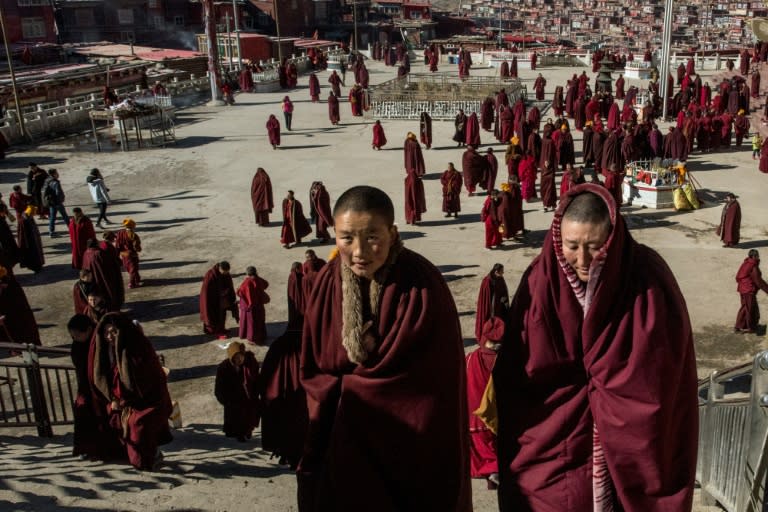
[0,342,76,437]
[698,351,768,511]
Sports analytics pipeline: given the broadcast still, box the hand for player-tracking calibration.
[360,320,377,354]
[110,400,122,412]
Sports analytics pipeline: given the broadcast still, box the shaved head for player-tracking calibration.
[563,192,611,229]
[333,186,395,226]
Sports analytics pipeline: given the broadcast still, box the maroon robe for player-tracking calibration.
[0,272,40,345]
[735,257,768,331]
[717,200,741,247]
[200,265,236,336]
[239,68,253,92]
[475,273,509,341]
[281,199,312,246]
[69,216,96,270]
[615,76,625,99]
[510,56,518,78]
[761,138,768,173]
[499,107,514,143]
[266,115,281,147]
[0,216,19,271]
[465,112,481,147]
[251,169,274,226]
[520,155,537,201]
[462,148,488,195]
[71,334,99,457]
[539,137,557,208]
[260,329,308,467]
[82,245,124,311]
[89,313,173,470]
[481,196,502,249]
[311,185,333,240]
[404,170,426,224]
[486,152,499,191]
[17,213,44,273]
[419,112,433,149]
[466,346,498,478]
[372,122,387,149]
[298,249,472,511]
[498,187,524,238]
[72,279,99,315]
[403,137,425,176]
[481,97,495,131]
[440,169,463,214]
[308,74,321,102]
[328,93,340,124]
[237,276,269,345]
[115,229,141,289]
[328,72,341,97]
[500,61,510,78]
[287,267,305,330]
[215,351,261,438]
[495,184,697,511]
[534,76,546,101]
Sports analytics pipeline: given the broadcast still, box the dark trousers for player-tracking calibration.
[48,205,69,234]
[284,112,292,131]
[96,202,108,224]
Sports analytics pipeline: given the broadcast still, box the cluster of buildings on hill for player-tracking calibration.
[459,0,763,51]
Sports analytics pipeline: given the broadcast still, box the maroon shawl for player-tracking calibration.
[200,265,236,334]
[494,183,698,511]
[251,170,274,220]
[0,273,40,345]
[403,137,425,176]
[717,200,741,246]
[372,123,387,148]
[82,245,125,311]
[260,329,307,467]
[266,115,280,146]
[69,217,96,270]
[299,248,471,511]
[287,267,305,330]
[475,273,508,342]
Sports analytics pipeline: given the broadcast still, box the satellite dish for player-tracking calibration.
[751,18,768,42]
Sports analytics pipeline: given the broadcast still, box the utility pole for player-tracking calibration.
[203,0,224,105]
[224,12,232,71]
[353,1,358,52]
[660,0,673,119]
[0,5,28,140]
[232,0,242,68]
[273,0,283,63]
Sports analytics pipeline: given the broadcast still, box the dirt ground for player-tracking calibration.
[1,55,766,511]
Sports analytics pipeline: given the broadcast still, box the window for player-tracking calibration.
[17,0,49,6]
[148,0,158,7]
[153,15,164,28]
[174,15,185,26]
[21,17,46,38]
[117,9,134,25]
[75,8,94,26]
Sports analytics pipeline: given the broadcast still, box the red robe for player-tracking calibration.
[82,245,124,311]
[498,187,524,238]
[215,351,261,438]
[237,276,269,345]
[328,94,340,124]
[466,346,498,478]
[481,196,502,249]
[717,200,741,247]
[308,74,321,101]
[420,113,433,148]
[311,185,333,240]
[89,313,173,470]
[462,148,488,195]
[287,267,305,330]
[251,170,274,226]
[299,250,471,511]
[440,169,463,213]
[404,170,426,224]
[266,116,280,146]
[494,184,698,511]
[280,198,312,245]
[761,138,768,173]
[372,123,387,149]
[200,265,236,336]
[69,216,96,270]
[475,273,508,341]
[539,137,557,208]
[403,137,425,176]
[520,155,537,201]
[17,214,44,273]
[735,258,768,331]
[0,273,41,345]
[115,229,141,289]
[260,329,307,467]
[465,112,481,147]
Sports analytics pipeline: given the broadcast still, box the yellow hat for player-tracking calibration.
[499,182,511,192]
[511,136,520,145]
[122,218,136,229]
[0,265,6,279]
[738,109,745,115]
[585,120,593,126]
[328,247,339,261]
[227,341,244,361]
[560,125,567,132]
[24,205,37,216]
[407,132,416,140]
